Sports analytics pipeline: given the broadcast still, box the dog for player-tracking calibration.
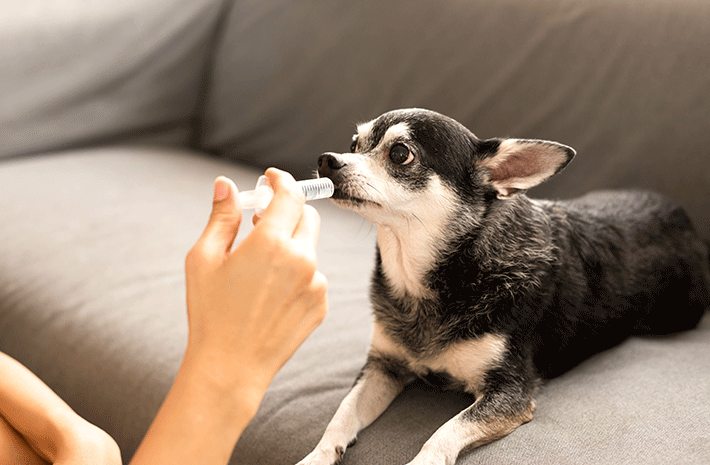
[298,108,710,465]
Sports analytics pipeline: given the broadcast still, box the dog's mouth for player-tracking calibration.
[331,187,382,209]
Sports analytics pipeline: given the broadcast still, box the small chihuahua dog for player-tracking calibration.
[298,108,710,465]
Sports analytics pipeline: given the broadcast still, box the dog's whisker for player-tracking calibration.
[411,212,426,230]
[365,182,383,197]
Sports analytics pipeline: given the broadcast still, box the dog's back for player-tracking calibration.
[304,109,710,465]
[533,190,710,377]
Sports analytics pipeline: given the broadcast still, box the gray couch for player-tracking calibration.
[1,1,709,463]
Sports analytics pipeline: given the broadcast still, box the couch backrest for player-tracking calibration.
[0,0,224,158]
[3,0,709,238]
[201,0,710,238]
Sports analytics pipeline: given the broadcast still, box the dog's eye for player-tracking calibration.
[389,143,414,165]
[350,136,358,153]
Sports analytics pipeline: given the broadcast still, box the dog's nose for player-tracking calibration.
[318,153,346,176]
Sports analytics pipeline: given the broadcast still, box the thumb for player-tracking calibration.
[200,176,243,257]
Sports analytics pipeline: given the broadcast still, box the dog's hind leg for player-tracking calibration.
[297,354,411,465]
[406,378,536,465]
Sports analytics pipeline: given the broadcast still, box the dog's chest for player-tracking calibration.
[370,323,507,393]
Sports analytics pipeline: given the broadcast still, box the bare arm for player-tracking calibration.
[0,352,121,465]
[0,169,326,465]
[129,168,328,464]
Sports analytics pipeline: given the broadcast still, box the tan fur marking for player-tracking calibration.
[370,322,508,394]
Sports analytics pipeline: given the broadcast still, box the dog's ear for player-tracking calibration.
[478,139,575,199]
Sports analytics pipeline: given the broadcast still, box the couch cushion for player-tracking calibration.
[202,0,710,239]
[0,146,375,460]
[0,0,224,158]
[1,148,708,464]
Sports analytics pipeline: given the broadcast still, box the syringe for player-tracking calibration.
[238,176,334,213]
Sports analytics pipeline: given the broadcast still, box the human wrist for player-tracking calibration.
[180,343,269,421]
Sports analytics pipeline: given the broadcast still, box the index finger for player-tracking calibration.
[292,204,321,252]
[255,168,305,235]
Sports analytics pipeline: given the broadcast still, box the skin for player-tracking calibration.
[0,351,120,465]
[0,168,328,465]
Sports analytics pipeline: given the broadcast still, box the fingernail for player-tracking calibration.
[213,177,230,201]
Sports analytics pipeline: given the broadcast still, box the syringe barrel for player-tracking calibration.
[238,176,334,213]
[299,177,334,201]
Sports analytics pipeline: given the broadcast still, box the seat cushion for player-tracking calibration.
[0,146,375,460]
[0,148,708,464]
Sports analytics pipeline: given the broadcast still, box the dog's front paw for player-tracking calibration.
[296,445,346,465]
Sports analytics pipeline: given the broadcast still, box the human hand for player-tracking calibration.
[184,168,328,407]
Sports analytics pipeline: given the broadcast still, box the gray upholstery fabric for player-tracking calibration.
[1,0,710,464]
[0,147,224,456]
[0,146,376,461]
[0,0,223,158]
[203,0,710,238]
[1,147,708,464]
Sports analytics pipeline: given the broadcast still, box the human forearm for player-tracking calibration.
[131,170,327,465]
[1,170,326,465]
[129,171,328,465]
[0,413,49,465]
[0,352,70,460]
[129,346,263,465]
[0,352,120,464]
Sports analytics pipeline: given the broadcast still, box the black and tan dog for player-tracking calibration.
[298,108,710,465]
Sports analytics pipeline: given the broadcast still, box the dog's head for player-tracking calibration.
[318,108,575,228]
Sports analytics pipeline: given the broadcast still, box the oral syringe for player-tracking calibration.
[238,176,334,213]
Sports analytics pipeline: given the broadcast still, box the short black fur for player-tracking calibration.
[364,110,710,380]
[306,108,710,464]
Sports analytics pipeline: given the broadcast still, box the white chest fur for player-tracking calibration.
[366,174,460,300]
[370,322,507,394]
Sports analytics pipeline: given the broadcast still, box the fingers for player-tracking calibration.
[255,169,321,247]
[192,177,243,262]
[292,205,321,251]
[256,168,306,236]
[307,271,329,327]
[196,170,321,259]
[279,270,329,352]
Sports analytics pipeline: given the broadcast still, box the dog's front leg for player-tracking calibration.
[406,385,535,465]
[297,355,410,465]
